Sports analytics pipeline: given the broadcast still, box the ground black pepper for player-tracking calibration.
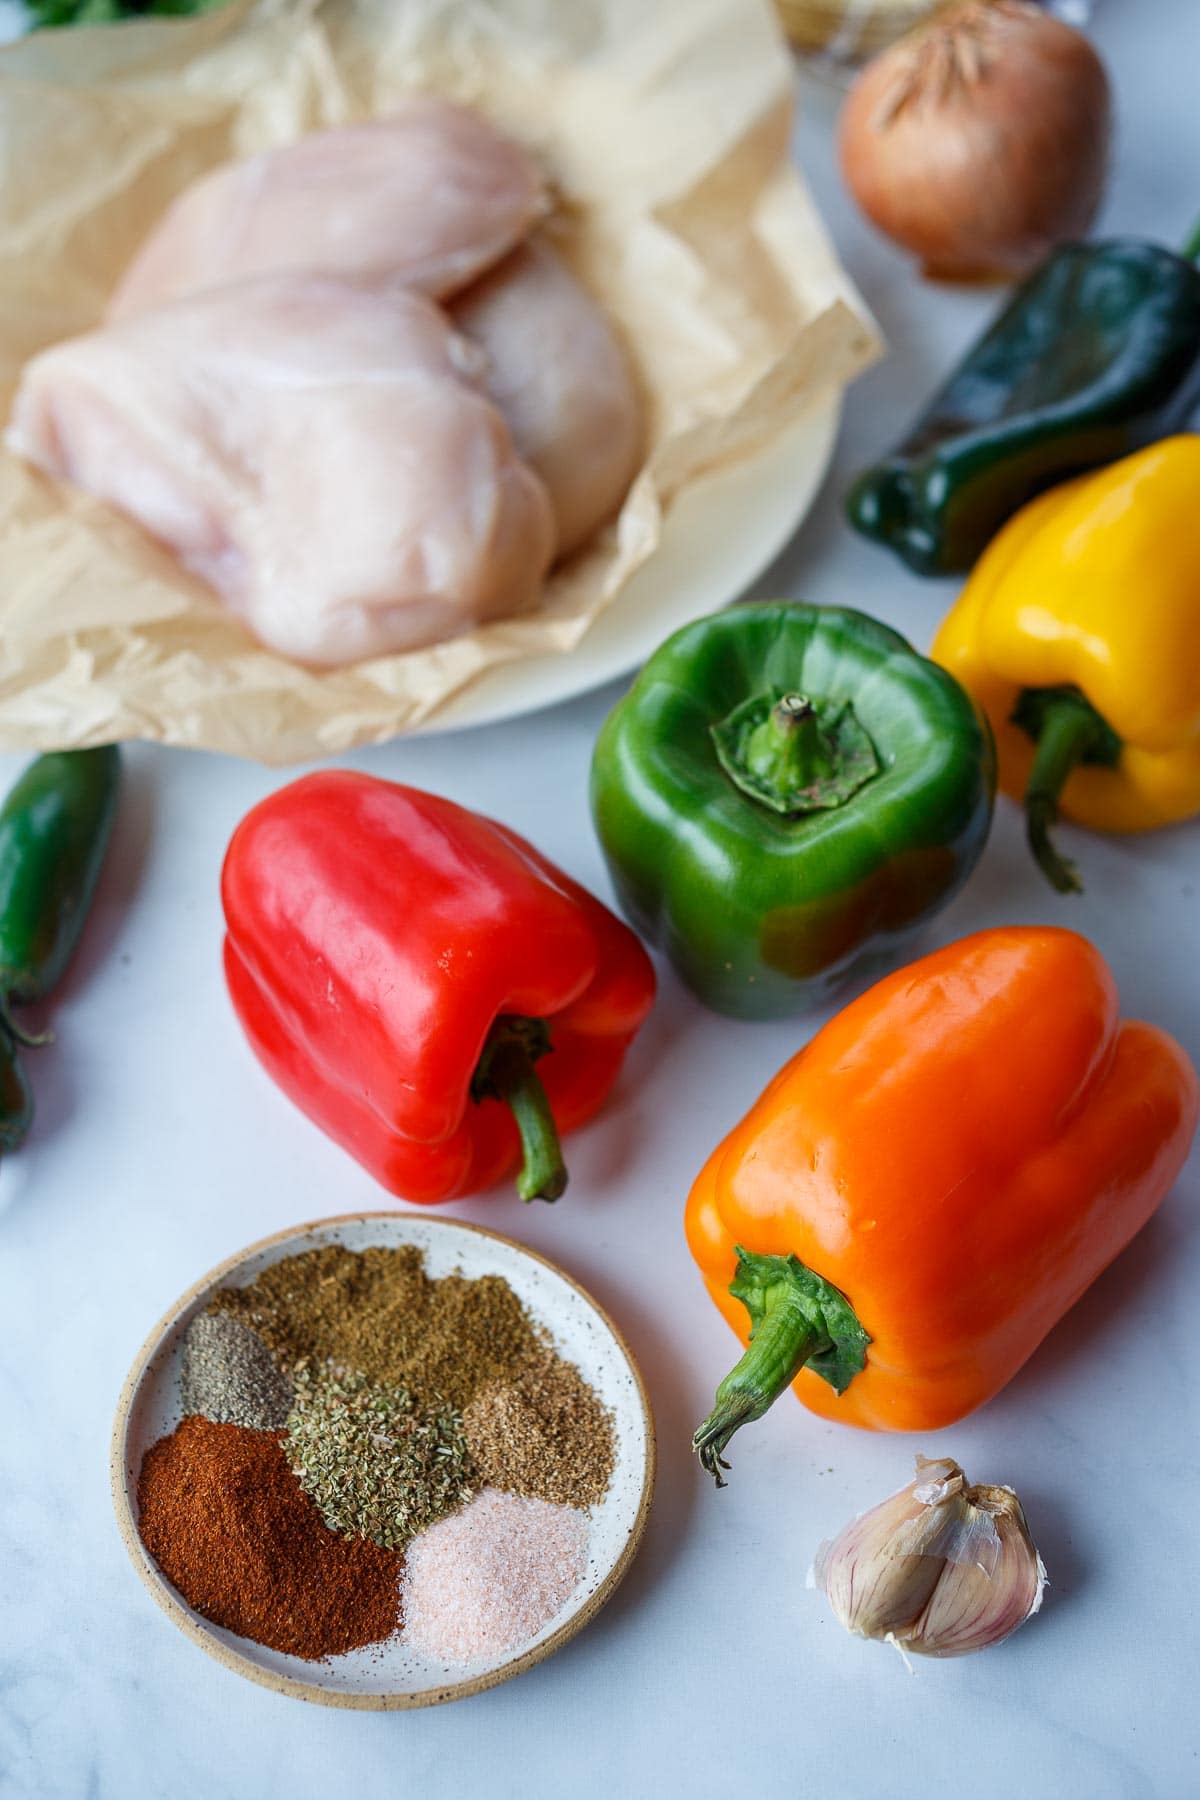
[179,1309,293,1431]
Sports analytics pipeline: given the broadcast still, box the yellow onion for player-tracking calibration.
[838,1,1112,280]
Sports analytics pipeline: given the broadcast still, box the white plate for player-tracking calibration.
[111,1212,655,1709]
[420,392,842,733]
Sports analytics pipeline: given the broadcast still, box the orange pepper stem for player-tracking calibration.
[692,1249,870,1488]
[470,1015,567,1203]
[693,1314,828,1487]
[1011,686,1122,896]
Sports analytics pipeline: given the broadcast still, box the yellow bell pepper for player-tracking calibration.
[932,436,1200,892]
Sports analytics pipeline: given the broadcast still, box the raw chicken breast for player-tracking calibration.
[108,99,546,321]
[453,239,642,558]
[7,276,556,666]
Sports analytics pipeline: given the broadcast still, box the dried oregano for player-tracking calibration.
[285,1369,475,1550]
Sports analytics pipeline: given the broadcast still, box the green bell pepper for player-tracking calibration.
[590,603,994,1020]
[846,237,1200,577]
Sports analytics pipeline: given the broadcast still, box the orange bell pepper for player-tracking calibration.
[687,926,1198,1482]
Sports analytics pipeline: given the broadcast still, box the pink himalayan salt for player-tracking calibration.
[401,1485,589,1662]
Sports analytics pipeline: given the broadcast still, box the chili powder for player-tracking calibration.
[136,1415,401,1660]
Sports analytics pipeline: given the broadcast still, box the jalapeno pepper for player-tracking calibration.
[0,1033,34,1154]
[0,746,121,1152]
[847,235,1200,576]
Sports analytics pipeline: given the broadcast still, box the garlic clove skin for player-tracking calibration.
[911,1482,1045,1658]
[811,1465,950,1643]
[811,1456,1046,1658]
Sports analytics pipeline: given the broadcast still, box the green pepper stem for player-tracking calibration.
[1181,217,1200,263]
[471,1017,567,1203]
[744,694,830,798]
[710,690,881,817]
[1015,689,1121,895]
[693,1305,829,1487]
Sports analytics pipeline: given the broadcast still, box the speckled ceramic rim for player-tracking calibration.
[110,1211,657,1710]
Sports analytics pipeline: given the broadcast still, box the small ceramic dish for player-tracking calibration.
[111,1212,655,1709]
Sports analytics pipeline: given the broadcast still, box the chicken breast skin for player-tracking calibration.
[8,275,556,666]
[108,99,547,321]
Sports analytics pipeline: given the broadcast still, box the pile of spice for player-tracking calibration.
[286,1369,474,1549]
[179,1309,293,1430]
[137,1416,400,1659]
[211,1244,541,1407]
[136,1244,616,1667]
[402,1487,591,1662]
[462,1345,615,1509]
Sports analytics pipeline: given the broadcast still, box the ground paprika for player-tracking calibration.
[136,1415,401,1660]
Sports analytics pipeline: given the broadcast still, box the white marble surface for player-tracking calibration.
[2,5,1198,1797]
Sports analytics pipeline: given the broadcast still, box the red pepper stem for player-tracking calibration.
[503,1054,567,1203]
[471,1016,567,1203]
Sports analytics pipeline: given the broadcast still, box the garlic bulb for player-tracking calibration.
[810,1456,1045,1657]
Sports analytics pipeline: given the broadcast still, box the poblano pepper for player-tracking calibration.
[847,236,1200,576]
[590,603,994,1020]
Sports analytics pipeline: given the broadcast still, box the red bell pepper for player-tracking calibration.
[221,773,656,1204]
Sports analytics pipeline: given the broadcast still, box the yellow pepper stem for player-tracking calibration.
[1012,686,1122,895]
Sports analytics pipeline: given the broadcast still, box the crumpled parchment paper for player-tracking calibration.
[0,0,879,762]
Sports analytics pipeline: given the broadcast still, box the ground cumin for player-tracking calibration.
[136,1415,401,1660]
[211,1245,542,1408]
